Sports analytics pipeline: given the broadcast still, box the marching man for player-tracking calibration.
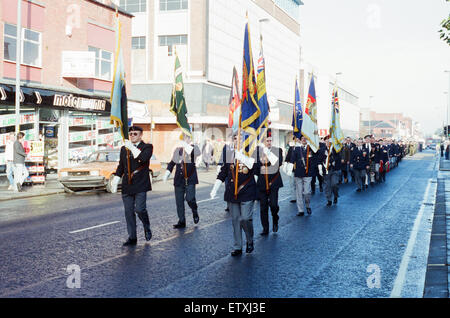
[163,134,201,229]
[318,136,342,206]
[111,126,154,246]
[210,133,257,256]
[256,129,283,236]
[287,135,318,216]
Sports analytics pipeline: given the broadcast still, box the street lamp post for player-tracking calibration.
[15,0,22,134]
[369,96,374,135]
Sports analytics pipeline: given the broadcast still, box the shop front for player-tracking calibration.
[0,82,122,184]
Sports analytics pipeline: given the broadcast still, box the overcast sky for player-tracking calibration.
[299,0,450,135]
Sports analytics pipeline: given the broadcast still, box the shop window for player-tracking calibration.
[160,0,188,11]
[88,47,112,81]
[3,23,42,67]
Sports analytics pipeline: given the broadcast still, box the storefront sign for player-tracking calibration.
[61,51,96,78]
[0,84,111,114]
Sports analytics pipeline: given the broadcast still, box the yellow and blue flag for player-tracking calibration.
[241,22,260,155]
[292,79,303,139]
[330,87,345,152]
[110,15,128,140]
[256,37,270,141]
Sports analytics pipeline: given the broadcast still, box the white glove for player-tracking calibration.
[286,163,294,177]
[255,175,258,183]
[217,165,222,174]
[111,175,121,193]
[281,162,287,174]
[266,151,279,166]
[180,141,193,155]
[235,150,255,169]
[162,170,171,183]
[318,164,323,176]
[124,139,141,159]
[210,179,222,199]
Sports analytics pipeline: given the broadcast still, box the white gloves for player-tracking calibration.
[162,170,171,183]
[258,144,278,166]
[110,175,121,193]
[286,163,294,176]
[124,140,141,159]
[235,150,255,169]
[217,165,222,174]
[318,164,323,176]
[180,140,193,155]
[210,179,222,199]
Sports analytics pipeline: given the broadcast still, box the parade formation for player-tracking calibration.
[107,14,417,257]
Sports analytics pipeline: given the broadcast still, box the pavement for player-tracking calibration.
[0,174,65,201]
[0,151,445,298]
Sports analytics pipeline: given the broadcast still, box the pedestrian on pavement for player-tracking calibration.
[110,126,154,246]
[319,136,341,206]
[13,132,27,192]
[5,132,16,190]
[287,135,318,216]
[445,143,450,160]
[256,129,283,236]
[350,138,370,192]
[440,143,444,157]
[210,132,257,256]
[163,134,201,229]
[202,138,213,171]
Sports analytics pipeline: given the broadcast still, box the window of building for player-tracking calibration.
[159,35,187,46]
[132,36,146,49]
[160,0,188,11]
[119,0,147,13]
[4,23,42,67]
[88,47,113,81]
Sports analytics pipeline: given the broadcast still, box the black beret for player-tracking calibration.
[129,126,143,132]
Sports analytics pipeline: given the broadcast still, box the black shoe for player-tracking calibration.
[260,230,269,236]
[334,197,338,204]
[144,227,152,241]
[225,207,230,212]
[319,187,323,193]
[273,222,278,233]
[327,201,332,207]
[173,222,186,229]
[311,190,316,195]
[231,250,242,257]
[123,238,137,246]
[290,200,296,203]
[306,208,312,215]
[356,189,361,192]
[297,212,305,217]
[193,212,199,224]
[246,242,254,254]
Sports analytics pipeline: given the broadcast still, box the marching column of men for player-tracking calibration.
[112,126,408,256]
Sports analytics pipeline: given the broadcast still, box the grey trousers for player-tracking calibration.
[353,169,365,190]
[174,184,198,223]
[323,171,339,201]
[295,177,312,213]
[229,201,254,251]
[122,192,149,240]
[290,175,297,200]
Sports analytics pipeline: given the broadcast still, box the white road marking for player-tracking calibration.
[390,179,435,298]
[69,221,121,234]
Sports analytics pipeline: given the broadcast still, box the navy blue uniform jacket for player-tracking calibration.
[167,146,200,187]
[289,145,318,178]
[350,146,370,170]
[115,142,153,195]
[255,146,284,192]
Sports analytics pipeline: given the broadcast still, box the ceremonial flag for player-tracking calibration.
[256,37,270,141]
[228,66,241,133]
[302,75,320,152]
[241,21,260,155]
[170,52,192,138]
[329,87,345,152]
[292,78,303,139]
[110,14,128,140]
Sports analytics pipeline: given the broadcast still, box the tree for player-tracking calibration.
[439,0,450,45]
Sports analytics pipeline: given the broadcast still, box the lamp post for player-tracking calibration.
[15,0,22,134]
[369,96,374,135]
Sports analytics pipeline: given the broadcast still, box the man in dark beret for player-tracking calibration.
[111,126,154,246]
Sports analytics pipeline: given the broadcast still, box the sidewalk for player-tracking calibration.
[0,174,65,202]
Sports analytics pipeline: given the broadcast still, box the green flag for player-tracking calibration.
[170,53,192,138]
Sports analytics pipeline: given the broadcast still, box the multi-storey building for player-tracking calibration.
[114,0,304,162]
[0,0,133,171]
[360,109,415,140]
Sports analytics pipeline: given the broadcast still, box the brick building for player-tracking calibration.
[360,109,414,140]
[0,0,133,171]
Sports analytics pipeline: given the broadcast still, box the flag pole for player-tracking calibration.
[234,109,242,200]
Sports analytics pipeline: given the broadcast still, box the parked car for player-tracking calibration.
[58,149,161,193]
